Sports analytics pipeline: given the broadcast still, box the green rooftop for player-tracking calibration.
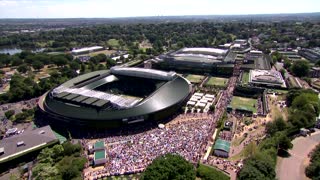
[213,139,231,153]
[94,141,104,149]
[94,150,106,160]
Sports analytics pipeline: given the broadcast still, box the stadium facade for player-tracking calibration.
[37,67,192,128]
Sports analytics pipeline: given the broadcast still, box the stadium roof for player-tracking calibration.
[0,126,58,163]
[71,46,103,54]
[110,66,177,81]
[180,48,228,55]
[39,67,191,124]
[213,139,231,153]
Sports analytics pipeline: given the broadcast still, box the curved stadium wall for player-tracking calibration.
[37,67,191,129]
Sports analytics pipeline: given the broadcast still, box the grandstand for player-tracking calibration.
[37,67,192,128]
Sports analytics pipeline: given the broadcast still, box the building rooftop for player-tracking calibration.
[94,141,104,150]
[72,46,103,54]
[249,69,285,87]
[179,47,228,55]
[111,67,177,81]
[94,150,106,160]
[213,139,231,153]
[0,126,58,163]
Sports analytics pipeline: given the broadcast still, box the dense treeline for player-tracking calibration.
[306,143,320,180]
[0,51,116,104]
[238,89,320,180]
[33,142,86,180]
[1,21,319,52]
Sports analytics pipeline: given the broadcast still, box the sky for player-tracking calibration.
[0,0,319,18]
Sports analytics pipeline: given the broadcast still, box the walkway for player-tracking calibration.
[277,130,320,180]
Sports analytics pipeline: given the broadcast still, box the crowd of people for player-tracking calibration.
[219,130,233,141]
[83,68,241,179]
[83,113,217,179]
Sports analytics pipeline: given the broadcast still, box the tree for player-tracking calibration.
[5,110,15,119]
[305,144,320,180]
[316,60,320,67]
[274,131,293,151]
[52,56,68,67]
[69,61,80,71]
[80,63,86,74]
[280,69,286,78]
[32,60,44,71]
[141,154,196,180]
[290,60,310,77]
[238,153,276,180]
[209,105,215,112]
[283,58,291,69]
[266,117,287,136]
[17,64,30,73]
[106,58,116,68]
[196,164,229,180]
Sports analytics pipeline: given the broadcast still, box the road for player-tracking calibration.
[277,130,320,180]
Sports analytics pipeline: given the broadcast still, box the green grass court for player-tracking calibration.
[205,77,228,87]
[185,74,205,84]
[241,72,249,85]
[230,96,257,113]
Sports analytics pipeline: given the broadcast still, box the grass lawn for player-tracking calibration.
[197,164,230,180]
[107,39,120,47]
[186,74,205,84]
[230,96,257,113]
[232,135,246,147]
[205,77,229,87]
[241,72,249,85]
[89,49,116,57]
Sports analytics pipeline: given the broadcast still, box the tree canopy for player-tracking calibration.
[290,60,310,77]
[141,154,196,180]
[33,142,86,180]
[305,144,320,180]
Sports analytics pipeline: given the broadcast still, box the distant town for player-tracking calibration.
[0,13,320,180]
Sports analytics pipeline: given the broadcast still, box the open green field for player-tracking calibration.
[230,96,257,113]
[197,164,230,180]
[186,74,205,84]
[205,77,229,87]
[107,39,120,47]
[89,49,116,57]
[241,72,249,85]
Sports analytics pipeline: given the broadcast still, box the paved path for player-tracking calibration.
[277,130,320,180]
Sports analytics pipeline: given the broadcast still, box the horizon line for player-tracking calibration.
[1,12,319,19]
